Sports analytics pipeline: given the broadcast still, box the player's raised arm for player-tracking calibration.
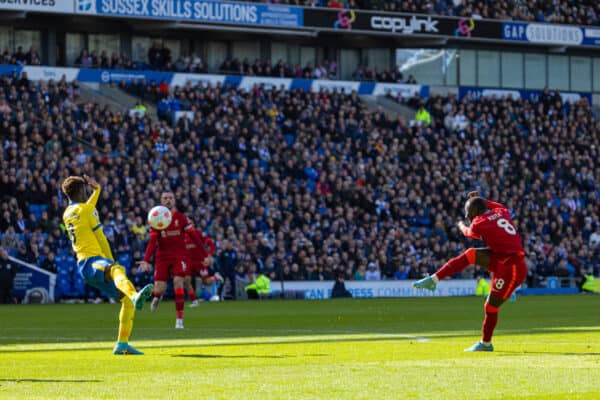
[142,229,159,265]
[458,221,480,240]
[93,222,115,261]
[183,216,206,250]
[83,175,101,207]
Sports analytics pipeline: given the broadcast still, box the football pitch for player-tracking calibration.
[1,295,599,400]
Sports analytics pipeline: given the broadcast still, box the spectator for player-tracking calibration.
[0,247,18,304]
[414,102,431,125]
[354,264,367,281]
[365,262,381,280]
[40,251,57,273]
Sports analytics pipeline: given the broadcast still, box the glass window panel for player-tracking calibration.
[339,48,359,80]
[206,41,227,72]
[459,49,476,86]
[14,30,41,55]
[132,36,152,63]
[88,33,120,60]
[524,53,546,89]
[66,33,86,66]
[501,52,523,88]
[0,27,10,54]
[548,55,569,91]
[300,46,316,70]
[570,56,591,92]
[444,49,458,86]
[477,51,500,87]
[593,58,600,92]
[163,39,180,65]
[232,41,260,64]
[367,48,390,70]
[397,49,445,85]
[271,42,287,64]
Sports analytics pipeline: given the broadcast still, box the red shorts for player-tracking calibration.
[488,252,527,300]
[184,261,211,280]
[154,257,187,282]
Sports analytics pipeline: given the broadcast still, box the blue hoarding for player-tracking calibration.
[76,0,303,27]
[501,21,600,47]
[459,86,592,105]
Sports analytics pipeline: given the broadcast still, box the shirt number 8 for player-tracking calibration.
[497,218,516,235]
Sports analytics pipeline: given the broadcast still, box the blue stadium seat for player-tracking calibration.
[72,275,87,297]
[284,134,295,146]
[117,253,132,271]
[28,204,48,220]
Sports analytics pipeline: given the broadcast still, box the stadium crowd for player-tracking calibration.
[254,0,600,26]
[1,46,41,66]
[0,69,599,300]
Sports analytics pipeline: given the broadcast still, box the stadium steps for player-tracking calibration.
[79,83,157,120]
[360,95,415,121]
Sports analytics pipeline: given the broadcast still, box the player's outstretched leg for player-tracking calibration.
[109,264,153,310]
[414,248,478,291]
[132,283,155,310]
[113,296,144,355]
[435,248,477,280]
[413,275,437,290]
[110,264,137,299]
[150,281,167,312]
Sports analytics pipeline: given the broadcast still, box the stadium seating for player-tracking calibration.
[0,70,598,300]
[250,1,600,26]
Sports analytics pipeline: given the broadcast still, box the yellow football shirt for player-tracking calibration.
[62,187,105,262]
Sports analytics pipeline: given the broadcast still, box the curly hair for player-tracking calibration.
[61,176,85,201]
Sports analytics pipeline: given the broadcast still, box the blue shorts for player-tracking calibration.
[78,256,119,298]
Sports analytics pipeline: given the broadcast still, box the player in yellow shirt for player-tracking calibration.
[62,175,154,355]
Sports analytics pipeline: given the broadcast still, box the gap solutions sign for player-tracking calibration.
[0,0,73,13]
[75,0,303,28]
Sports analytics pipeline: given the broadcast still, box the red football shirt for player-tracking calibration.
[461,200,524,255]
[144,210,192,261]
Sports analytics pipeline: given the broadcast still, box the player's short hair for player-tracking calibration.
[61,176,85,201]
[466,197,487,216]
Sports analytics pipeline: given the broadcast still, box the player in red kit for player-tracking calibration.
[183,227,222,306]
[137,192,204,329]
[413,191,527,352]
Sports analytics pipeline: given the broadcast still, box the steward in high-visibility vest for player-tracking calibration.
[415,106,431,126]
[476,277,490,296]
[245,274,271,299]
[582,273,597,293]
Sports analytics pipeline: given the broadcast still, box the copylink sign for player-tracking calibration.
[370,15,439,34]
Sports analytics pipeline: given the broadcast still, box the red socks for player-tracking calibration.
[482,302,499,343]
[174,288,185,319]
[187,290,196,301]
[435,248,476,280]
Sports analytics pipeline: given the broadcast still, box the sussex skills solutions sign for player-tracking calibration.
[77,0,303,27]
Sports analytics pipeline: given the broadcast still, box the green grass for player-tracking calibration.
[1,295,600,399]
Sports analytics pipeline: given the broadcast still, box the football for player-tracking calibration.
[147,205,172,230]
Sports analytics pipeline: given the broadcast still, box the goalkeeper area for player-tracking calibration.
[0,296,599,400]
